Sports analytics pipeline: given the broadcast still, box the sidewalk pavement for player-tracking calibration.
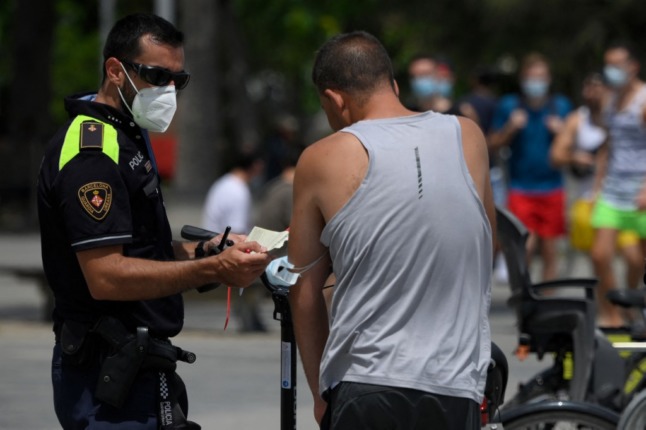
[0,196,595,429]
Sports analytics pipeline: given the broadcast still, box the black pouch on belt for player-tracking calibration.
[93,318,150,408]
[59,320,97,367]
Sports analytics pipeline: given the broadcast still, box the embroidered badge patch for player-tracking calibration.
[78,182,112,220]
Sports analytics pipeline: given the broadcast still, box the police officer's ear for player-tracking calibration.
[104,57,127,87]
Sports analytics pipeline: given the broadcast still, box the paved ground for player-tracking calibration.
[0,197,603,429]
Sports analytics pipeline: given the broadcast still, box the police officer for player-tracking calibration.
[37,13,272,429]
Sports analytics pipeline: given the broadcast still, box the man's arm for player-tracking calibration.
[458,116,497,251]
[77,240,271,301]
[488,108,527,150]
[287,144,333,424]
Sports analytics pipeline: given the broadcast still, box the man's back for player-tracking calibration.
[288,31,495,428]
[318,112,493,402]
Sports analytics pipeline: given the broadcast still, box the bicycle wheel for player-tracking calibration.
[618,389,646,429]
[499,400,619,429]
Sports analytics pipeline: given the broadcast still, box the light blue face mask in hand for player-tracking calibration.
[265,254,327,287]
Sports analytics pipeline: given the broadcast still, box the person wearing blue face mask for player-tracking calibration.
[590,41,646,328]
[407,54,439,111]
[490,52,572,282]
[408,54,457,114]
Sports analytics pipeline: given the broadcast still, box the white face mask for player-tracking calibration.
[118,63,177,133]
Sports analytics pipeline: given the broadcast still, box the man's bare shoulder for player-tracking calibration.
[298,131,363,172]
[456,116,487,153]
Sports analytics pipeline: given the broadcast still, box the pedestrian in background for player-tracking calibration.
[202,150,267,332]
[590,42,646,327]
[550,72,642,298]
[490,52,572,281]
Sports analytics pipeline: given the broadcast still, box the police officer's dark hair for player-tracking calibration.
[102,13,184,82]
[312,31,395,103]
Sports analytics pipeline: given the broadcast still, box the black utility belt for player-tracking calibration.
[59,316,196,408]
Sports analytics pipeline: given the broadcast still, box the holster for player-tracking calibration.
[93,318,150,408]
[91,316,197,409]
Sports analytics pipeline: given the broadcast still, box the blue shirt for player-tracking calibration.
[492,94,572,192]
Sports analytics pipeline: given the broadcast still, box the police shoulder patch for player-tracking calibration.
[80,121,104,150]
[78,182,112,220]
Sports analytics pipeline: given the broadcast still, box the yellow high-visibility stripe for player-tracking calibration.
[59,115,119,171]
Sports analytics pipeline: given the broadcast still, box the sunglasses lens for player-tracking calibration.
[125,61,190,90]
[142,67,170,87]
[141,68,190,89]
[173,74,190,90]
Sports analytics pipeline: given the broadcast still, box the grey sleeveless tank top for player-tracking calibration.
[319,111,493,403]
[602,84,646,209]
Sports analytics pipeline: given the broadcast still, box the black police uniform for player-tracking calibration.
[38,92,197,429]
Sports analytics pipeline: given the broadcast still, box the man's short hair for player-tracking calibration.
[312,31,394,100]
[520,52,550,74]
[605,40,640,63]
[102,13,184,81]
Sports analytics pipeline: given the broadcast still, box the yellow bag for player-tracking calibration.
[569,199,594,251]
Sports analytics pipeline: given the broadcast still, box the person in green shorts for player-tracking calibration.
[591,42,646,327]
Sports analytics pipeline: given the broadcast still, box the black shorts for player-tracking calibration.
[321,382,480,430]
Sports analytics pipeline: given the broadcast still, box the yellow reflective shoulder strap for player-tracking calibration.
[59,115,119,171]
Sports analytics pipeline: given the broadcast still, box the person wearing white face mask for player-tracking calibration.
[36,13,272,429]
[590,42,646,328]
[490,52,572,282]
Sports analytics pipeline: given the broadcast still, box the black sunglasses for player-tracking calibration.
[121,60,191,90]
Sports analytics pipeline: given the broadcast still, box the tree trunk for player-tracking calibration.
[220,0,260,152]
[174,0,222,197]
[2,0,55,229]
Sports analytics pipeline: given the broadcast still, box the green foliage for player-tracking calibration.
[232,0,382,114]
[50,0,101,124]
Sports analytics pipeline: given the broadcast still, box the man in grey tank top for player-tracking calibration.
[288,31,496,429]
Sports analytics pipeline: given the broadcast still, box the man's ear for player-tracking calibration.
[323,89,345,112]
[393,79,400,97]
[104,57,126,86]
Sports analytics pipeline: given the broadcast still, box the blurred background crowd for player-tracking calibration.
[2,0,646,330]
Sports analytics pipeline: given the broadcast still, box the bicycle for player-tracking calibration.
[618,384,646,428]
[499,400,619,429]
[495,206,631,413]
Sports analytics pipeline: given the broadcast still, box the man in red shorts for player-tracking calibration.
[490,53,572,280]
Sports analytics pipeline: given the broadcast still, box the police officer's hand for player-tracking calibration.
[209,241,272,288]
